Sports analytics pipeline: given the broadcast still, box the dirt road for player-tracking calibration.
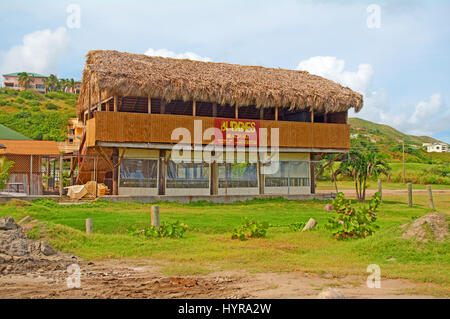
[0,259,436,299]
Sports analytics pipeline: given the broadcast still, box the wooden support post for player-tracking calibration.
[151,205,160,227]
[259,107,264,120]
[402,141,406,184]
[310,155,315,194]
[98,90,102,111]
[192,100,196,117]
[160,99,166,114]
[112,148,119,195]
[94,156,98,198]
[148,96,152,114]
[158,150,166,195]
[59,155,64,197]
[29,155,33,195]
[113,95,119,112]
[427,185,435,210]
[212,103,217,117]
[324,113,328,123]
[85,218,93,234]
[407,183,413,207]
[275,106,278,121]
[235,104,238,119]
[87,87,92,120]
[258,156,264,195]
[210,162,218,195]
[311,109,314,123]
[378,179,382,202]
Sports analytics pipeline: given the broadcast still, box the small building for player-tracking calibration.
[2,72,47,93]
[56,118,85,153]
[423,143,448,153]
[0,139,60,195]
[75,50,363,198]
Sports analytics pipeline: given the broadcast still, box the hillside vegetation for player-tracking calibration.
[0,88,77,141]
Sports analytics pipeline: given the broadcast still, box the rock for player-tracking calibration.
[302,218,317,231]
[324,204,334,212]
[387,257,396,262]
[38,241,56,256]
[18,216,31,224]
[0,216,19,230]
[401,213,448,242]
[317,288,344,299]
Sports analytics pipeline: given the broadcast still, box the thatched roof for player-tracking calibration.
[77,50,363,118]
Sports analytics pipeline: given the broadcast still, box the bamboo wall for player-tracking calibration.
[86,112,350,149]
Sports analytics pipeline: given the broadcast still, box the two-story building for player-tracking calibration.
[74,50,363,198]
[2,72,47,93]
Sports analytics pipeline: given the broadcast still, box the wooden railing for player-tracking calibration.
[86,112,350,149]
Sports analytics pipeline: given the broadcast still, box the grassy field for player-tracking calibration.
[317,180,450,190]
[1,193,449,296]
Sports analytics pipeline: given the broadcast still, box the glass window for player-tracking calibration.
[166,161,209,188]
[265,161,309,187]
[219,163,258,188]
[120,159,158,188]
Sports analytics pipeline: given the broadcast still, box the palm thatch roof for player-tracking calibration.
[77,50,363,118]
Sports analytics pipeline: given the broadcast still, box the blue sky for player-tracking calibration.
[0,0,449,142]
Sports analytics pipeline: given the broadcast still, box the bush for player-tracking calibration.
[0,99,7,106]
[45,102,58,110]
[16,98,25,104]
[19,90,43,101]
[0,157,14,190]
[129,221,188,239]
[289,222,306,232]
[325,192,380,240]
[28,100,41,107]
[232,218,269,241]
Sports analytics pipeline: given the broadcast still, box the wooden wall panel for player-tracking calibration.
[91,112,349,149]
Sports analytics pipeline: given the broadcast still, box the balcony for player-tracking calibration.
[85,111,350,150]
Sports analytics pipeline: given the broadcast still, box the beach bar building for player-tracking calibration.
[75,50,363,198]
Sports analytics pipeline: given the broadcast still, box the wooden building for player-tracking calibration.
[75,50,363,197]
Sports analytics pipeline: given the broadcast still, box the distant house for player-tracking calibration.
[2,72,47,93]
[423,143,448,153]
[68,81,81,94]
[56,118,85,153]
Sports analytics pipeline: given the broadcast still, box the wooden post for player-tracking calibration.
[275,106,278,121]
[158,150,166,195]
[311,109,314,123]
[85,218,93,234]
[193,100,196,116]
[210,162,218,195]
[212,102,217,117]
[160,99,166,114]
[94,155,98,198]
[427,185,435,210]
[407,183,412,207]
[112,148,118,195]
[114,95,118,112]
[151,206,160,227]
[98,90,102,111]
[59,155,64,197]
[148,96,152,114]
[87,86,92,120]
[29,155,33,195]
[235,104,238,119]
[310,155,315,194]
[258,157,264,195]
[324,113,328,123]
[378,179,382,202]
[259,107,264,120]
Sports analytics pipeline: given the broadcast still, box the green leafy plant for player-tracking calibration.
[231,218,269,241]
[289,222,306,232]
[129,221,188,239]
[0,157,14,190]
[325,192,381,240]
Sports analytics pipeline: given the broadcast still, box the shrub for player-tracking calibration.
[16,98,25,104]
[129,221,188,239]
[28,100,41,107]
[45,102,58,110]
[232,218,269,241]
[289,222,306,232]
[0,99,7,106]
[19,90,43,100]
[0,157,14,190]
[325,192,380,240]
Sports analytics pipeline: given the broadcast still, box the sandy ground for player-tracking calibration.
[0,259,437,299]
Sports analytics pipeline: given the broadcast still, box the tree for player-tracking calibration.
[0,157,14,190]
[45,74,58,92]
[69,78,76,93]
[338,151,390,201]
[18,72,34,89]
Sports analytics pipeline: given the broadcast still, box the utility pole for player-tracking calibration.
[402,141,406,184]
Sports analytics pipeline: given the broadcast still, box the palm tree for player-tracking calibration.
[69,78,76,93]
[18,72,34,90]
[45,74,58,92]
[338,151,390,201]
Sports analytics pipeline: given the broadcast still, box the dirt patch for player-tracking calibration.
[401,213,448,242]
[0,216,82,275]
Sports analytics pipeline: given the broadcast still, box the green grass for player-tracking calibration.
[1,194,449,296]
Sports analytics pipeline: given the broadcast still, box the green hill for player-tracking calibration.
[0,88,77,141]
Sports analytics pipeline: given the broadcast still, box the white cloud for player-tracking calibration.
[296,56,374,94]
[144,48,212,62]
[0,27,70,76]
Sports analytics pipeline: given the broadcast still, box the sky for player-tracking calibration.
[0,0,449,143]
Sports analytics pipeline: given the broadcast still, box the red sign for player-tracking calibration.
[214,118,260,146]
